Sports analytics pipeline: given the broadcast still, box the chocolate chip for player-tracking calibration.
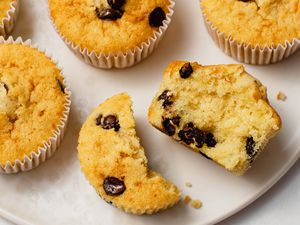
[56,78,65,94]
[178,130,194,145]
[96,114,120,131]
[3,84,8,93]
[162,118,176,136]
[178,123,195,145]
[1,82,9,94]
[103,177,126,196]
[205,133,217,147]
[158,90,171,101]
[246,137,256,159]
[96,8,123,20]
[171,116,181,127]
[107,0,126,9]
[199,152,212,160]
[102,115,120,131]
[158,90,173,108]
[96,114,103,126]
[149,7,166,27]
[179,63,193,79]
[193,128,206,148]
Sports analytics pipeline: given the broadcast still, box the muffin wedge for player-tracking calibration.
[78,93,181,214]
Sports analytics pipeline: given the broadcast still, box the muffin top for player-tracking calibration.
[0,0,14,21]
[49,0,171,55]
[0,44,67,165]
[201,0,300,47]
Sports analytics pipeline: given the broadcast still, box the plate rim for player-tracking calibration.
[0,149,299,225]
[207,148,300,225]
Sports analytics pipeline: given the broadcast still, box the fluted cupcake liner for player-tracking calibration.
[49,0,175,69]
[201,3,300,65]
[0,0,19,37]
[0,36,71,174]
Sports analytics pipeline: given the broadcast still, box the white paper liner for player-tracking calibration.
[201,3,300,65]
[49,0,175,69]
[0,36,71,174]
[0,0,19,37]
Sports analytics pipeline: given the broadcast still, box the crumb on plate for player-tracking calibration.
[277,91,287,101]
[185,182,192,188]
[183,195,192,205]
[191,199,202,209]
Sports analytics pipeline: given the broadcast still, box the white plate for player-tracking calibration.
[1,0,300,225]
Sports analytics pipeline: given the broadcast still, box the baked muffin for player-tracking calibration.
[148,61,281,175]
[49,0,175,68]
[0,0,19,37]
[201,0,300,64]
[0,41,70,173]
[78,93,181,214]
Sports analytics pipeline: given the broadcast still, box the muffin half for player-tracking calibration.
[78,93,181,214]
[148,61,281,175]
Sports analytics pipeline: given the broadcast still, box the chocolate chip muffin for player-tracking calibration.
[148,61,281,175]
[49,0,174,68]
[201,0,300,47]
[201,0,300,64]
[78,93,181,214]
[0,42,70,173]
[0,0,19,36]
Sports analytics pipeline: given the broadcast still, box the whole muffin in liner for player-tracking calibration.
[0,0,19,37]
[48,0,175,69]
[200,0,300,65]
[0,36,71,174]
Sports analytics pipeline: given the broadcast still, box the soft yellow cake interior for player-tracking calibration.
[148,61,281,175]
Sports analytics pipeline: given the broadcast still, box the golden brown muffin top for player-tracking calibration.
[0,44,67,165]
[49,0,171,55]
[201,0,300,47]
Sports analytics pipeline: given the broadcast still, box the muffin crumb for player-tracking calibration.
[191,199,202,209]
[185,182,192,188]
[183,195,192,205]
[277,92,287,101]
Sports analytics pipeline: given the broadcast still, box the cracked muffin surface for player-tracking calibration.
[0,44,66,165]
[201,0,300,47]
[49,0,171,54]
[148,61,281,175]
[78,93,181,214]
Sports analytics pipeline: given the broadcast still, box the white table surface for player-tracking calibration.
[0,158,299,225]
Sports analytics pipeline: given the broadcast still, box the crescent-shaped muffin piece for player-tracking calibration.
[78,93,181,215]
